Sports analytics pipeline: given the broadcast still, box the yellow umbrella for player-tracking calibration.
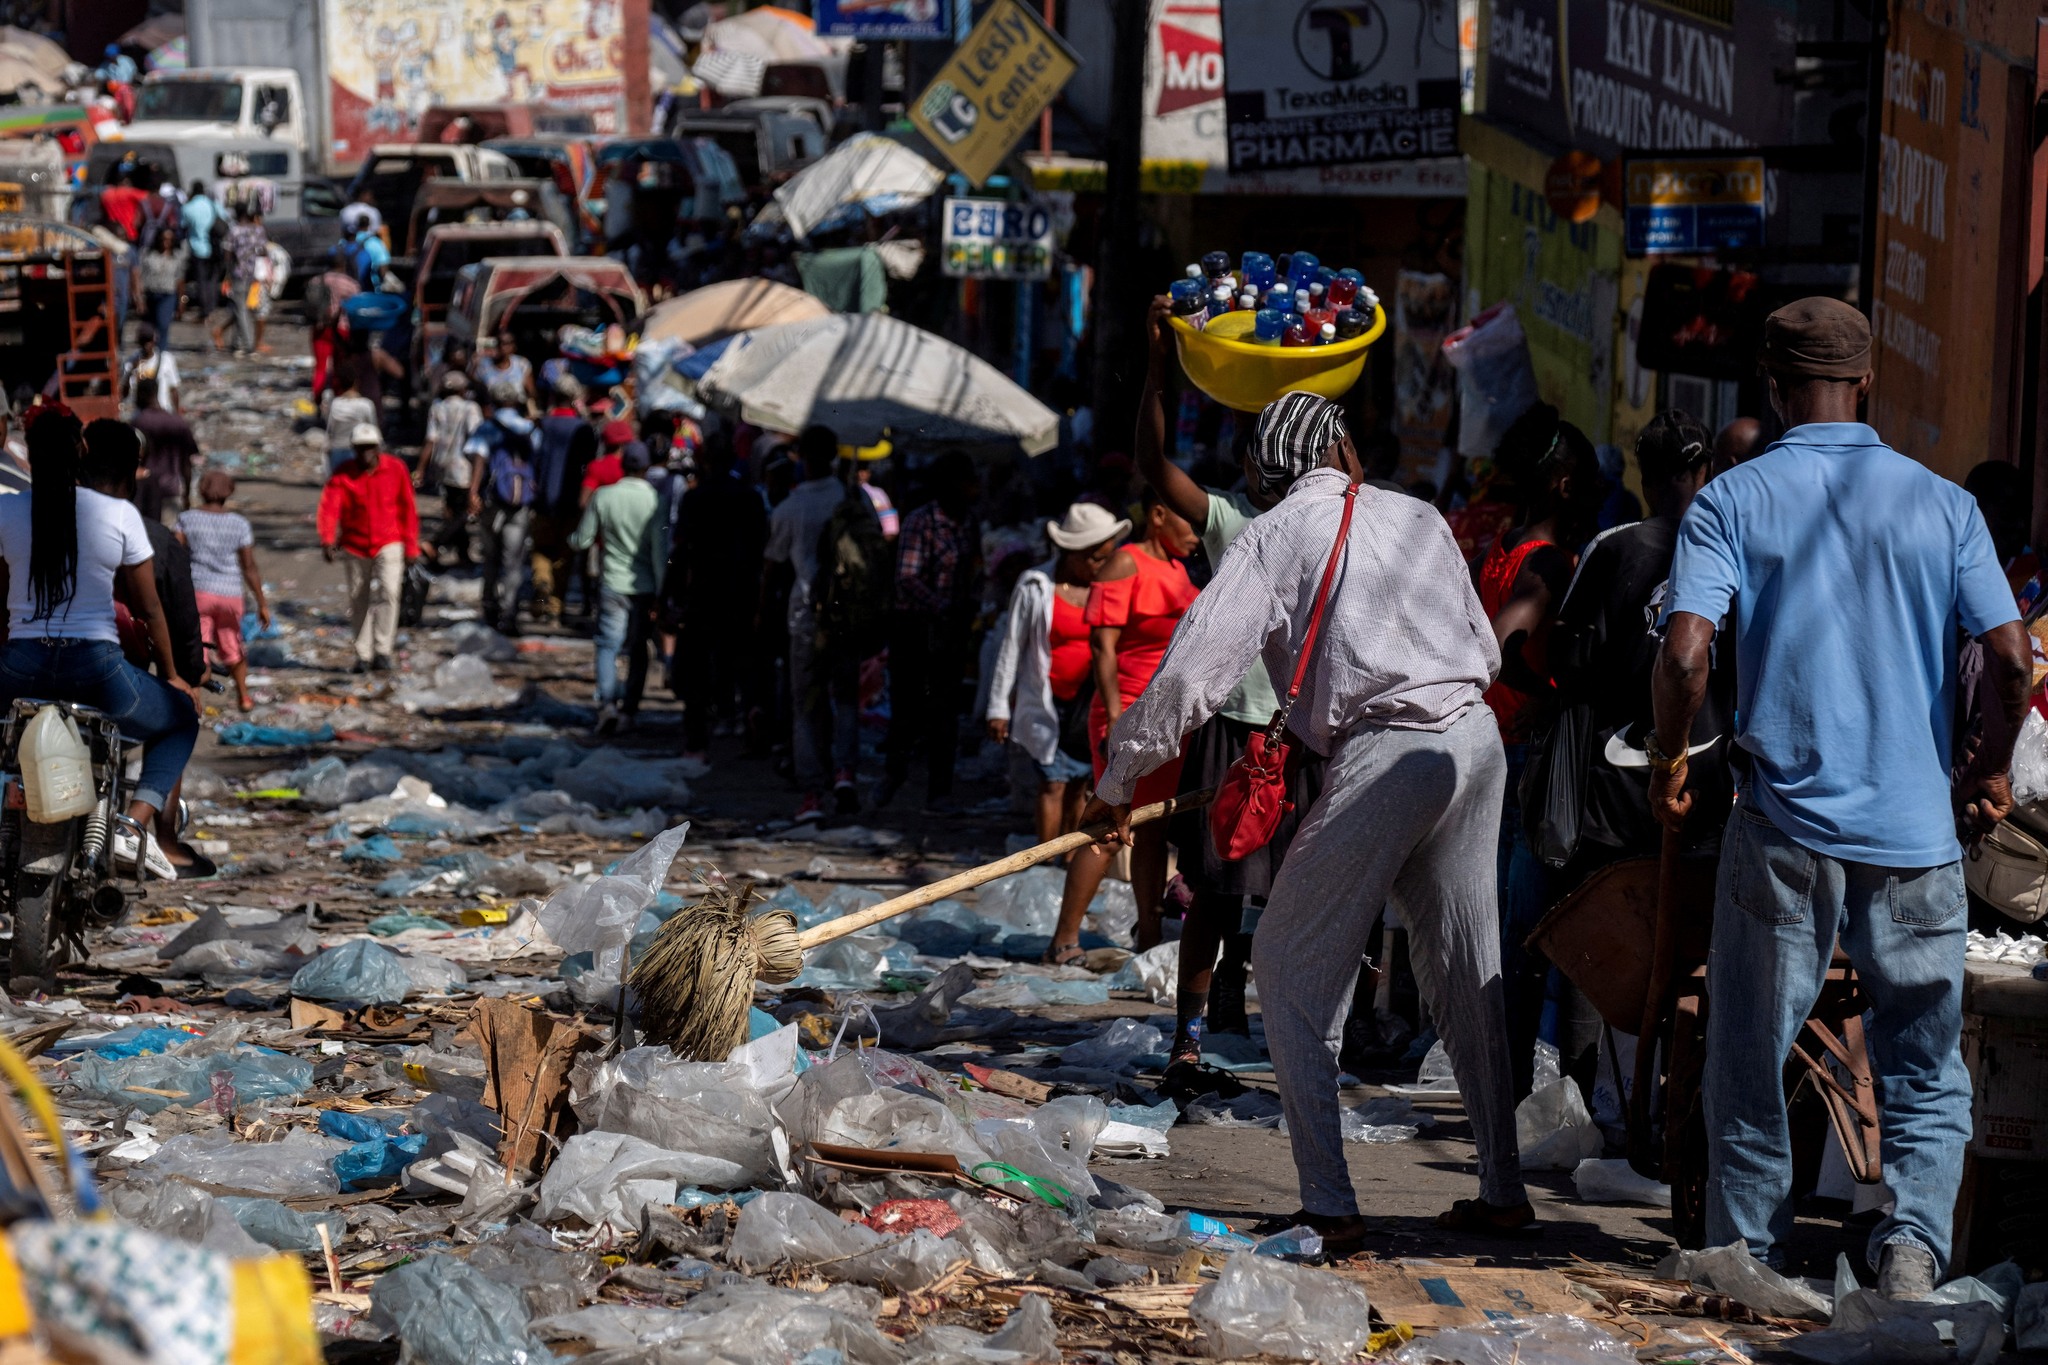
[639,278,831,348]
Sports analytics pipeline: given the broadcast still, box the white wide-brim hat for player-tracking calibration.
[1047,502,1131,551]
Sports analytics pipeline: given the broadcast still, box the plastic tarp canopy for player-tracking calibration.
[697,312,1060,455]
[762,133,942,242]
[640,278,829,347]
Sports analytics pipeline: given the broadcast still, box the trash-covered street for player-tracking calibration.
[10,332,2042,1364]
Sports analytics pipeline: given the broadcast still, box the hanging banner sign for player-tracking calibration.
[941,197,1055,279]
[816,0,951,41]
[909,0,1079,186]
[1624,155,1765,254]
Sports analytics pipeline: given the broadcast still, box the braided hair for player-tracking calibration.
[22,401,83,625]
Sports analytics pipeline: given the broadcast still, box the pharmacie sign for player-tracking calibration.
[1218,0,1460,170]
[941,198,1055,280]
[910,0,1079,186]
[1624,155,1764,254]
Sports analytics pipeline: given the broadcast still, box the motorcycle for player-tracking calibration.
[0,698,146,981]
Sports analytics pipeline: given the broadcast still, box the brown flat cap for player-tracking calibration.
[1760,297,1871,380]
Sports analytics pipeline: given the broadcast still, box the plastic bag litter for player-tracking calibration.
[1093,1203,1188,1251]
[1792,1288,2004,1365]
[1574,1158,1671,1205]
[290,938,414,1004]
[974,1095,1107,1200]
[107,1178,269,1257]
[1655,1243,1833,1321]
[1331,1094,1435,1143]
[442,620,518,661]
[341,833,404,863]
[397,950,468,995]
[397,653,522,712]
[143,1129,348,1196]
[539,1276,899,1364]
[537,1131,751,1229]
[1190,1250,1373,1361]
[216,1196,346,1254]
[569,1029,796,1187]
[320,1111,429,1189]
[976,867,1066,934]
[536,822,691,954]
[2011,709,2048,806]
[1397,1314,1637,1365]
[1187,1089,1285,1127]
[366,911,449,937]
[217,721,333,747]
[905,1292,1058,1363]
[728,1191,968,1291]
[468,1223,606,1319]
[555,745,695,810]
[1105,939,1180,1003]
[369,1253,552,1365]
[1061,1017,1165,1070]
[1516,1077,1604,1170]
[71,1043,313,1113]
[815,1086,993,1175]
[2017,1282,2048,1352]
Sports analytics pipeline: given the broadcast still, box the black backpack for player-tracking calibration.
[810,481,893,660]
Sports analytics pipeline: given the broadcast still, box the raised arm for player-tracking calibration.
[1135,295,1211,529]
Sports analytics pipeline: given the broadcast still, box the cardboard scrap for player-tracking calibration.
[469,997,601,1178]
[1343,1259,1608,1328]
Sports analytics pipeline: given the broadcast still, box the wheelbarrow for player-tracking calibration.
[1528,831,1880,1247]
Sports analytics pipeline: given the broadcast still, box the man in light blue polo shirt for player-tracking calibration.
[1649,297,2030,1298]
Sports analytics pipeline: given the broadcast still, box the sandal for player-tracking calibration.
[1435,1197,1540,1237]
[1040,941,1086,968]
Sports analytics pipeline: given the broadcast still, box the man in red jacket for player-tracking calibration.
[318,423,419,672]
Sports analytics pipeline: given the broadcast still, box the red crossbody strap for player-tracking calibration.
[1280,482,1359,711]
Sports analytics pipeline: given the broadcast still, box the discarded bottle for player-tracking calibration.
[1240,251,1275,291]
[20,705,95,824]
[1254,309,1289,344]
[1180,1211,1259,1251]
[1169,278,1209,330]
[1254,1225,1326,1258]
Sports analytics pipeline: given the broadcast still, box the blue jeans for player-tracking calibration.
[0,639,199,812]
[146,291,176,344]
[1705,802,1970,1273]
[593,589,653,712]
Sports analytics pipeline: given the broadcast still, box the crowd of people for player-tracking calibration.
[0,233,2024,1299]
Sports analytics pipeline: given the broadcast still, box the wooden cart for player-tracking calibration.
[0,216,121,422]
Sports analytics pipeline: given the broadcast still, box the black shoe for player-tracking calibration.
[870,775,902,809]
[350,658,372,675]
[372,654,395,672]
[833,782,860,817]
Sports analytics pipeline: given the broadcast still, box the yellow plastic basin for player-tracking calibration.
[1170,306,1387,412]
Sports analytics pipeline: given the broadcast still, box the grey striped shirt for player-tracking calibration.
[1097,468,1500,806]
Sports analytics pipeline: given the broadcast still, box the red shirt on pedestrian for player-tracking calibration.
[100,185,148,242]
[318,454,420,559]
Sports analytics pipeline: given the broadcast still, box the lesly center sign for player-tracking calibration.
[1624,156,1765,255]
[911,0,1079,186]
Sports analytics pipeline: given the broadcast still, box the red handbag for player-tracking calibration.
[1209,481,1360,860]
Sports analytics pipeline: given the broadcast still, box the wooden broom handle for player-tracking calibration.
[796,788,1216,950]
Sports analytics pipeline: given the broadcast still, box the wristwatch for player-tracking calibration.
[1644,732,1688,776]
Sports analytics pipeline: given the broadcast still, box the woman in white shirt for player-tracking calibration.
[0,404,202,879]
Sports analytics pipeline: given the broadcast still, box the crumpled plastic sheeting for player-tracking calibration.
[1790,1289,2004,1365]
[70,1043,312,1114]
[973,1095,1107,1200]
[539,1277,900,1365]
[1060,1017,1165,1070]
[1516,1077,1604,1171]
[537,822,691,954]
[289,938,415,1005]
[368,1253,553,1365]
[1190,1251,1372,1361]
[1397,1314,1639,1365]
[905,1291,1059,1362]
[108,1179,269,1258]
[396,653,523,713]
[536,1131,752,1230]
[727,1191,967,1291]
[569,1026,798,1187]
[142,1129,348,1196]
[2016,1282,2048,1352]
[1655,1243,1833,1321]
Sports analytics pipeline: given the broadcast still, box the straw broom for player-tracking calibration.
[633,789,1214,1060]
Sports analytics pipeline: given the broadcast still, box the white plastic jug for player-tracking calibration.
[19,705,95,824]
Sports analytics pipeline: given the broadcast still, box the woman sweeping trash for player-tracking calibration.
[1083,391,1534,1253]
[984,502,1128,845]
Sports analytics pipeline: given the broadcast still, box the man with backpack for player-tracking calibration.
[764,425,881,820]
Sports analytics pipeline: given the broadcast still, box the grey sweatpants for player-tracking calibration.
[1252,704,1527,1214]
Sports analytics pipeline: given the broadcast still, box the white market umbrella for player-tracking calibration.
[699,313,1059,455]
[765,132,941,242]
[702,7,834,62]
[641,277,830,347]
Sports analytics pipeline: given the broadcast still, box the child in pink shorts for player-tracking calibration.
[175,470,271,710]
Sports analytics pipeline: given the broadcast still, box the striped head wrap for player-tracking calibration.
[1251,391,1347,496]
